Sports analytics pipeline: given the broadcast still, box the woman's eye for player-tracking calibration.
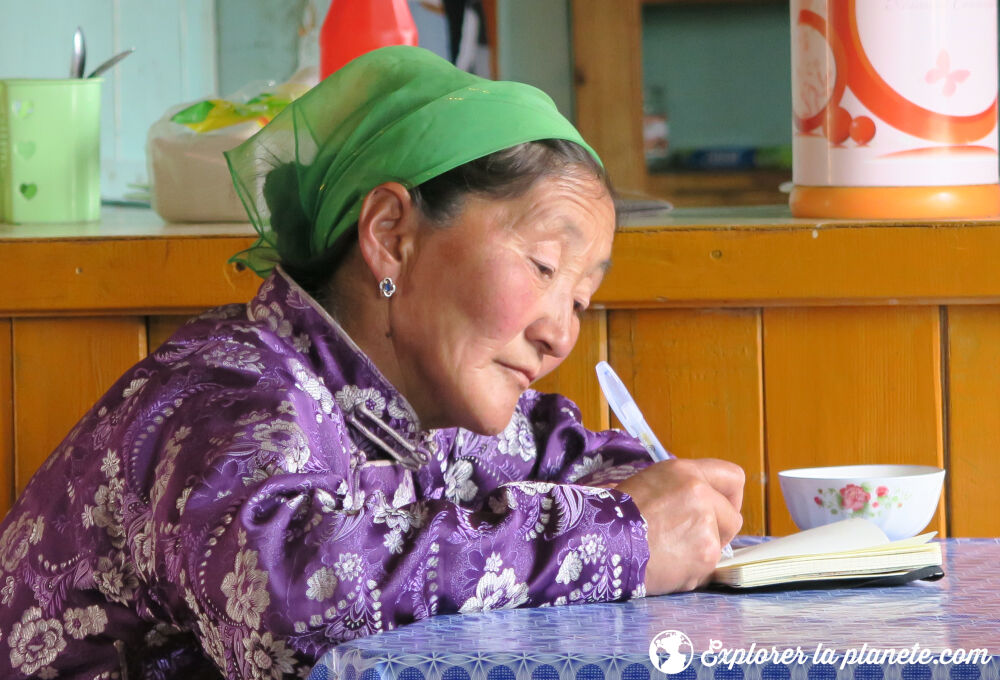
[532,259,555,278]
[573,300,587,316]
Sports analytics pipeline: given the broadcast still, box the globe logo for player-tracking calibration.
[648,629,694,674]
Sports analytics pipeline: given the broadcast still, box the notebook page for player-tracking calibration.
[718,518,889,568]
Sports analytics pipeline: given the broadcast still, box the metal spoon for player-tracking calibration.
[87,47,135,78]
[70,26,86,78]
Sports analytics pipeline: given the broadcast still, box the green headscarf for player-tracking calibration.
[225,45,601,277]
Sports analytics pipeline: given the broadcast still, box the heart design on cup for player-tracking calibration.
[12,100,34,119]
[14,141,35,159]
[19,183,37,199]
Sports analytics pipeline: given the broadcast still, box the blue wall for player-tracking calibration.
[0,0,218,201]
[215,0,305,96]
[498,0,574,118]
[214,0,450,95]
[641,2,792,151]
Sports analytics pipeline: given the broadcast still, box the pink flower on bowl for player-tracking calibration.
[839,483,870,511]
[876,486,889,497]
[814,496,822,506]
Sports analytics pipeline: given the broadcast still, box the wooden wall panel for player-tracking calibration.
[12,318,147,495]
[570,0,645,193]
[0,320,12,517]
[763,306,945,536]
[947,305,1000,537]
[0,237,258,315]
[603,222,1000,309]
[147,314,195,353]
[533,310,609,432]
[607,308,766,535]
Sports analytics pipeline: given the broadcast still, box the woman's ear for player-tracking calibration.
[356,182,420,283]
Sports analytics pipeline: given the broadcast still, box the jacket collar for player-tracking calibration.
[247,267,430,469]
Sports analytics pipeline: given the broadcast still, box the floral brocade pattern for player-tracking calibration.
[813,483,912,519]
[0,268,651,679]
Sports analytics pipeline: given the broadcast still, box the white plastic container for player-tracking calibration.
[790,0,1000,218]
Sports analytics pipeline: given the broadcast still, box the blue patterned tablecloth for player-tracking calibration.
[309,538,1000,680]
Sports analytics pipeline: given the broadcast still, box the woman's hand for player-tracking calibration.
[615,458,745,595]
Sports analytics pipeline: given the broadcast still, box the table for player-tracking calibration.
[308,539,1000,680]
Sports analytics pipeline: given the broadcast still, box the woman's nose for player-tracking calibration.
[525,300,576,359]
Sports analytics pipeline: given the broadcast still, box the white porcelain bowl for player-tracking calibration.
[778,465,945,540]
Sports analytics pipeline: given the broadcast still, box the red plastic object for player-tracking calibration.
[319,0,419,79]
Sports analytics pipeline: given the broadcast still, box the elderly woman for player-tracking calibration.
[0,47,743,679]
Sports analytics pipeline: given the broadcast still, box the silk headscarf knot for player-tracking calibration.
[225,45,602,277]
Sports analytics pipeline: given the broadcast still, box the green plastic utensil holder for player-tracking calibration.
[0,78,102,223]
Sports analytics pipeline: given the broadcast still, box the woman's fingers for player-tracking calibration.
[686,459,744,544]
[693,458,745,512]
[710,482,744,546]
[614,457,746,596]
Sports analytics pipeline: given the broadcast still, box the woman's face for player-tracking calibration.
[391,173,615,434]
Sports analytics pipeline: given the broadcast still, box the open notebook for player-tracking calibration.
[712,518,943,589]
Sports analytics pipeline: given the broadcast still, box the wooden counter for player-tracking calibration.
[2,206,998,538]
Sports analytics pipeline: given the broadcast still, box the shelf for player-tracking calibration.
[641,0,786,5]
[645,169,790,207]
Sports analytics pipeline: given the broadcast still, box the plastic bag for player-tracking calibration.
[147,74,314,222]
[169,91,294,134]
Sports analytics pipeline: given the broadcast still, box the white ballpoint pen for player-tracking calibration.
[596,361,735,561]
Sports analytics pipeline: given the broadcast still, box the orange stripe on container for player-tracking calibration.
[833,0,997,144]
[880,145,998,159]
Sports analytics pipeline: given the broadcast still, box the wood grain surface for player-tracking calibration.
[946,306,1000,538]
[0,321,12,516]
[762,306,945,536]
[607,308,765,534]
[12,317,147,496]
[533,310,610,432]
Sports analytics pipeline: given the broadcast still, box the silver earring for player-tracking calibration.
[379,277,397,298]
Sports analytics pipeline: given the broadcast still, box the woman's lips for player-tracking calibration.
[498,362,536,388]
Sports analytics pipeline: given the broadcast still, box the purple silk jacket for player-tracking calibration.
[0,268,651,679]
